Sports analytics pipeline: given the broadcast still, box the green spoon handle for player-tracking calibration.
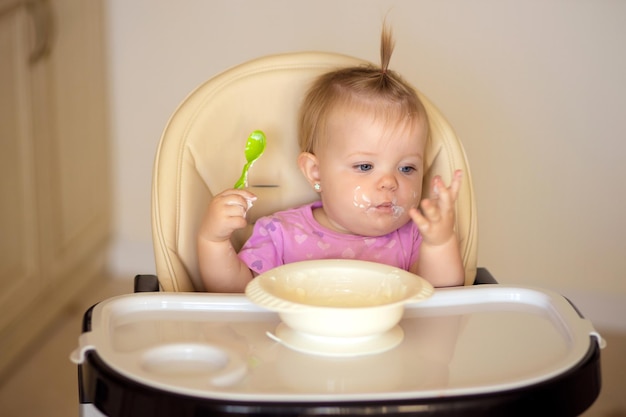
[234,162,251,189]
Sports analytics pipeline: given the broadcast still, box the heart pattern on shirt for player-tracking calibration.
[342,248,355,258]
[265,220,278,232]
[317,241,330,250]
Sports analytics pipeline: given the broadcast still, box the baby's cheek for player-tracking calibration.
[408,189,421,208]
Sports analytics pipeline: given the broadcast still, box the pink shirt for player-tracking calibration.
[239,201,422,274]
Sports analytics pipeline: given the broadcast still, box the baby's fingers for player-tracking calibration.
[448,170,463,201]
[433,170,463,207]
[409,207,431,232]
[418,198,441,223]
[214,189,257,215]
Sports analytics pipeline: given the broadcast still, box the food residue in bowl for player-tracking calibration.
[263,270,412,308]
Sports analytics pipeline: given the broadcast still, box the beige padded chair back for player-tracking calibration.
[152,52,478,291]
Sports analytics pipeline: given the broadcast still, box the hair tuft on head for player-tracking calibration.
[380,22,396,76]
[298,21,429,154]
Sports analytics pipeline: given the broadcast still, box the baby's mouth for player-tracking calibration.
[352,187,405,218]
[371,201,405,218]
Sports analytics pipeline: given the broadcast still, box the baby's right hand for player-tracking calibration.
[198,189,257,243]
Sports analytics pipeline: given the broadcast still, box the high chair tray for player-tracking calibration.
[75,285,602,417]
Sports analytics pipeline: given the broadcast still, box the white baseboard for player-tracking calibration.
[108,239,156,279]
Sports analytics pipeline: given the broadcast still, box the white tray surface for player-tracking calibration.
[76,285,601,402]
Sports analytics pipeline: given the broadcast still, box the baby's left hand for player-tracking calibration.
[410,170,462,246]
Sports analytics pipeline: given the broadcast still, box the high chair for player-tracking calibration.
[150,51,486,292]
[74,52,602,417]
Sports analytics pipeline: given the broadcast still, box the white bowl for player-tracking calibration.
[245,260,434,339]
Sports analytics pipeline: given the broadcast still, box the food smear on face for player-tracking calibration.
[353,186,372,210]
[353,186,405,219]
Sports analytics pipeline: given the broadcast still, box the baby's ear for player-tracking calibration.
[297,152,321,186]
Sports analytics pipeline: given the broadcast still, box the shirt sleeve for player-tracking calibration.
[238,216,285,275]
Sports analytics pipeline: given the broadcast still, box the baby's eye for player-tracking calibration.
[399,166,416,174]
[355,163,373,172]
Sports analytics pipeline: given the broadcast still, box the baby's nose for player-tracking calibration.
[378,173,398,190]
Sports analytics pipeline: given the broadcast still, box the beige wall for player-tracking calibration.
[105,0,626,329]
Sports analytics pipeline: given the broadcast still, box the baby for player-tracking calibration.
[198,25,464,292]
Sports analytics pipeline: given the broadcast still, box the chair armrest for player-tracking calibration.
[473,267,497,285]
[133,269,497,290]
[134,274,160,292]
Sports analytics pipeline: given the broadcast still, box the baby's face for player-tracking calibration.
[315,107,427,237]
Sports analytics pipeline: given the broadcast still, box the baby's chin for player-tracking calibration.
[349,216,412,237]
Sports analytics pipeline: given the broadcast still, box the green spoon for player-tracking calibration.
[234,130,267,189]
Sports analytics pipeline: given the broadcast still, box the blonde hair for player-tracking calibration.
[298,24,429,154]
